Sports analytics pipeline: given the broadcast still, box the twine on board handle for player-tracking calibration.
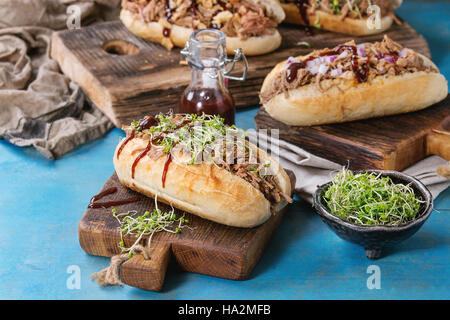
[437,162,450,180]
[90,242,152,287]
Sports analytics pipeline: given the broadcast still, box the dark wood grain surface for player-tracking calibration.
[51,19,430,127]
[79,171,295,291]
[255,96,450,171]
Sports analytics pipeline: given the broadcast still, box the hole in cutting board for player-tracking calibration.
[103,40,139,56]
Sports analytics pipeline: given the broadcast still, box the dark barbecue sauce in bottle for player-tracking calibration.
[180,88,235,126]
[179,29,247,126]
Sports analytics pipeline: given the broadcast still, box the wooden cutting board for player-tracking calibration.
[79,171,295,291]
[51,19,429,127]
[255,96,450,171]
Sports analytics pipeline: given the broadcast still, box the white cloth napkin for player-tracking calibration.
[246,130,450,202]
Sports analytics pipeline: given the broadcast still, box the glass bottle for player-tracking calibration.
[179,29,247,126]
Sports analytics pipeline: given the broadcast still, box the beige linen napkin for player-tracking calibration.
[246,130,450,202]
[0,0,121,158]
[0,0,121,29]
[0,26,114,159]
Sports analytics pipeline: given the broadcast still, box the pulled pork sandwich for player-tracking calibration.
[259,36,448,126]
[279,0,403,35]
[120,0,286,55]
[114,113,293,228]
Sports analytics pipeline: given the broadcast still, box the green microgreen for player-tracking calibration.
[130,121,142,133]
[128,113,273,183]
[348,0,362,17]
[296,41,312,48]
[324,170,424,226]
[138,113,247,166]
[112,196,188,257]
[331,0,341,14]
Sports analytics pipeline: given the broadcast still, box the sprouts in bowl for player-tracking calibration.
[323,170,424,226]
[313,170,433,259]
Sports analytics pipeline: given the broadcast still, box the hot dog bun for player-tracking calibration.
[120,0,285,56]
[260,53,448,126]
[120,9,282,56]
[281,3,393,35]
[113,124,292,228]
[263,71,447,126]
[251,0,287,23]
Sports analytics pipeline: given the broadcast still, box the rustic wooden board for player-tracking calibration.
[255,96,450,171]
[51,19,430,127]
[79,171,295,291]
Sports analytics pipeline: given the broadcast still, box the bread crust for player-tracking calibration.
[113,136,291,228]
[254,0,286,23]
[281,3,393,35]
[120,8,282,56]
[261,54,448,126]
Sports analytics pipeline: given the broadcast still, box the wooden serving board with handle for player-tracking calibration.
[255,96,450,171]
[51,19,429,127]
[79,171,295,291]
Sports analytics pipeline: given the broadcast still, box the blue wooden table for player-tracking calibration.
[0,1,449,300]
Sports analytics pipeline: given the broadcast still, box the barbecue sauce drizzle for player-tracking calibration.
[162,153,172,188]
[122,116,198,189]
[286,44,369,84]
[163,2,173,37]
[139,116,158,130]
[117,130,135,159]
[165,2,173,22]
[294,0,312,35]
[190,2,198,30]
[131,142,152,179]
[88,187,140,209]
[337,45,369,83]
[286,62,305,83]
[129,116,179,187]
[117,116,157,160]
[91,116,178,209]
[131,137,172,187]
[163,27,171,37]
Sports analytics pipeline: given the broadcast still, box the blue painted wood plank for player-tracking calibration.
[0,1,449,300]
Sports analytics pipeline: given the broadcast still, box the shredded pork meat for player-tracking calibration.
[122,0,277,40]
[123,115,293,208]
[215,144,293,207]
[260,36,438,104]
[281,0,394,19]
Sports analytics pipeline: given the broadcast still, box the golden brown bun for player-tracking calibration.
[120,1,284,56]
[261,54,448,126]
[113,136,292,228]
[253,0,286,23]
[281,3,393,35]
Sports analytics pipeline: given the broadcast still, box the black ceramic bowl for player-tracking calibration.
[313,170,433,260]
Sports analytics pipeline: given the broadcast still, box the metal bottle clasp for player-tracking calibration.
[181,43,248,82]
[223,48,248,81]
